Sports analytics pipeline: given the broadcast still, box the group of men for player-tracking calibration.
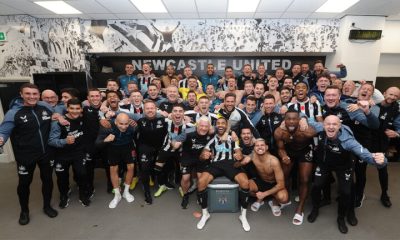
[0,60,398,235]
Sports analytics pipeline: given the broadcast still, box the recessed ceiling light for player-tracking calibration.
[316,0,360,13]
[34,1,82,14]
[130,0,168,13]
[228,0,260,13]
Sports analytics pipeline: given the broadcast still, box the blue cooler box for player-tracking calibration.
[207,177,239,213]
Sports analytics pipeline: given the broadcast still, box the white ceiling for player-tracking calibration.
[0,0,399,20]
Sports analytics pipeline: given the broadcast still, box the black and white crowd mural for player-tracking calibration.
[0,15,85,78]
[0,16,339,78]
[81,19,339,53]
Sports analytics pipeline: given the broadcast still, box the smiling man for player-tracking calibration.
[274,109,316,226]
[0,83,57,225]
[307,115,386,234]
[196,117,251,232]
[244,139,289,216]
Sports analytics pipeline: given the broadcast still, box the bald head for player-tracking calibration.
[383,86,400,105]
[41,89,58,107]
[324,115,342,139]
[115,113,130,132]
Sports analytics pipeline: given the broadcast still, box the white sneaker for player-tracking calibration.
[197,211,211,230]
[239,214,251,232]
[108,195,122,209]
[123,191,135,203]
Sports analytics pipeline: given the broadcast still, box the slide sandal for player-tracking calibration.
[268,201,281,216]
[251,201,264,212]
[292,212,304,225]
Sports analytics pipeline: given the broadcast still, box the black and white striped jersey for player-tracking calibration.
[137,75,155,95]
[161,118,187,152]
[184,110,218,126]
[204,132,240,162]
[288,98,322,122]
[178,78,202,89]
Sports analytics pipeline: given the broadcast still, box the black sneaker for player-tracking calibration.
[307,208,319,223]
[145,191,153,205]
[165,182,175,190]
[59,196,70,209]
[79,198,91,207]
[18,212,30,225]
[381,194,392,208]
[181,194,189,209]
[347,211,358,226]
[337,217,348,234]
[43,206,58,218]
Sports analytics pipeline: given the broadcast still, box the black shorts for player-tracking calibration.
[204,160,243,182]
[108,145,135,166]
[180,161,208,175]
[252,178,277,192]
[287,144,314,163]
[157,150,181,164]
[137,144,159,163]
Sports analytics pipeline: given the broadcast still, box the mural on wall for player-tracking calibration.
[0,16,339,78]
[0,15,85,78]
[81,19,339,53]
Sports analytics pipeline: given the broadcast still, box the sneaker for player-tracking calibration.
[197,211,211,230]
[154,185,168,197]
[381,194,392,208]
[79,198,91,207]
[307,208,319,223]
[109,195,122,209]
[149,177,155,187]
[18,212,30,225]
[355,194,365,208]
[59,196,70,209]
[129,177,139,190]
[178,187,184,197]
[165,182,175,189]
[123,191,135,203]
[181,194,189,209]
[43,207,58,218]
[145,191,152,205]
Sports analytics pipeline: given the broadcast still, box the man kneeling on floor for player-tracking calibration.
[196,117,251,232]
[242,138,289,216]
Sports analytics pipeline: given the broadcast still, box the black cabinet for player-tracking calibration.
[91,72,121,89]
[33,72,89,101]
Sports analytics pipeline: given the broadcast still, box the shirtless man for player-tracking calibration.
[217,76,244,106]
[274,109,316,225]
[244,139,288,216]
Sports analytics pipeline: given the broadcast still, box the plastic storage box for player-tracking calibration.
[207,176,239,213]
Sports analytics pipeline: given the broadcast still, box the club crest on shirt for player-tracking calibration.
[20,115,28,123]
